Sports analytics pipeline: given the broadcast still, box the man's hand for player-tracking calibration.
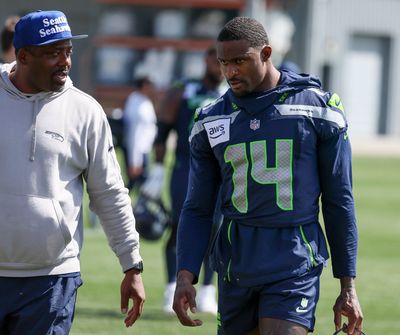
[140,163,164,199]
[173,270,203,327]
[120,269,145,327]
[333,277,363,334]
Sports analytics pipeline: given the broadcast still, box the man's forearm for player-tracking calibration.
[154,143,166,163]
[340,276,356,290]
[177,270,195,285]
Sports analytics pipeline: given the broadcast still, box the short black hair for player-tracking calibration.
[217,17,269,48]
[134,76,153,89]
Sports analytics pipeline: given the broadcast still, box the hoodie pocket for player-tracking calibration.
[0,193,72,269]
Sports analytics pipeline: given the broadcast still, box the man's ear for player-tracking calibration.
[16,48,29,65]
[260,45,272,62]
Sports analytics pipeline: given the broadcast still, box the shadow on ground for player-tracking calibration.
[75,306,195,321]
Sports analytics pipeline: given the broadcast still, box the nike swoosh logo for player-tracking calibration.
[296,307,308,313]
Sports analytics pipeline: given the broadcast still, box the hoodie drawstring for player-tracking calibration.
[30,98,40,161]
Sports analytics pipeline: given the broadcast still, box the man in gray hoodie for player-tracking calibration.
[0,10,145,334]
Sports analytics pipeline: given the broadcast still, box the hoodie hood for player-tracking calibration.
[228,70,322,115]
[0,62,73,161]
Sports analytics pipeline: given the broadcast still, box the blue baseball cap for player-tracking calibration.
[13,10,88,49]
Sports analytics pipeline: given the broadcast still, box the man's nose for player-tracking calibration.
[225,64,239,79]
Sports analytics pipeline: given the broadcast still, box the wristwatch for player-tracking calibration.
[126,261,143,273]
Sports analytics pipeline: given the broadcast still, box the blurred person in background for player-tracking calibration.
[0,15,19,64]
[89,77,156,229]
[264,0,301,73]
[123,76,157,191]
[0,10,145,334]
[141,46,227,314]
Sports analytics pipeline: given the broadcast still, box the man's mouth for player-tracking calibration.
[53,70,68,83]
[229,80,243,89]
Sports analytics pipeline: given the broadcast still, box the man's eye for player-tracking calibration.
[219,60,227,65]
[236,59,245,64]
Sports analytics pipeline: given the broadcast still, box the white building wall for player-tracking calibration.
[306,0,400,137]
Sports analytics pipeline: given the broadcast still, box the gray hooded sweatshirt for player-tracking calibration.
[0,62,141,277]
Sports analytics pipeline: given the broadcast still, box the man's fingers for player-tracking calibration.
[333,309,342,331]
[355,319,363,334]
[120,292,129,314]
[124,295,145,327]
[347,318,357,334]
[173,294,202,327]
[188,293,197,313]
[173,273,203,328]
[347,313,363,334]
[120,271,145,327]
[124,305,140,327]
[176,309,203,327]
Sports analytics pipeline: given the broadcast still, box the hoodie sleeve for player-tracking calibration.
[317,93,358,278]
[177,116,221,282]
[84,108,141,272]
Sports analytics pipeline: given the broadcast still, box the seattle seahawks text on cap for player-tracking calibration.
[13,10,88,49]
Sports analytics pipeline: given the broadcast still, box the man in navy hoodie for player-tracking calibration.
[173,17,363,335]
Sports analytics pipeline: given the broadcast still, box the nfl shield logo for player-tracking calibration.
[250,119,260,130]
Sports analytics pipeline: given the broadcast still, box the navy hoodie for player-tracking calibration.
[177,71,357,286]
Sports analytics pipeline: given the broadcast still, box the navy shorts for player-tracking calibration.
[0,273,82,335]
[217,264,323,335]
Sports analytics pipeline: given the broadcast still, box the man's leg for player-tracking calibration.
[5,275,82,335]
[244,317,308,335]
[197,200,221,315]
[259,318,308,335]
[246,328,260,335]
[163,164,187,313]
[197,189,224,315]
[217,278,259,335]
[163,224,178,313]
[256,265,323,335]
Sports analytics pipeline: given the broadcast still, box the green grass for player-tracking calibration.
[72,156,400,334]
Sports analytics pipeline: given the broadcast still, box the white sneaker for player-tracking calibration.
[163,282,176,314]
[197,284,218,315]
